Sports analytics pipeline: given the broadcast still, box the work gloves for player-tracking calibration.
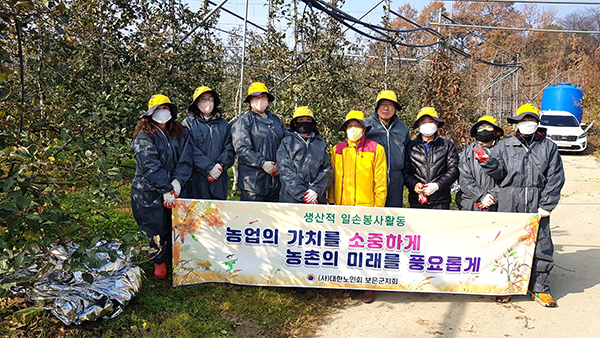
[207,163,223,182]
[171,179,181,197]
[473,144,489,163]
[476,193,495,209]
[422,183,439,196]
[303,189,318,204]
[163,191,176,209]
[262,161,278,176]
[418,193,428,204]
[538,207,551,218]
[163,179,180,209]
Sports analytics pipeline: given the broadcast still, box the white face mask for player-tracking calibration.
[517,121,538,135]
[251,98,268,113]
[198,101,214,115]
[346,127,364,142]
[419,123,437,137]
[152,109,171,124]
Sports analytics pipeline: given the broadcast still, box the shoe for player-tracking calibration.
[361,290,376,303]
[529,291,557,307]
[495,296,512,303]
[154,262,167,279]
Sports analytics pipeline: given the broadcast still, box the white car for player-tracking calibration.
[540,110,587,152]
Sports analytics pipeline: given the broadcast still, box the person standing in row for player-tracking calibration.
[276,107,332,204]
[476,104,565,307]
[181,86,235,200]
[456,116,503,211]
[404,107,459,210]
[365,90,411,207]
[328,110,387,304]
[131,94,192,279]
[232,82,285,202]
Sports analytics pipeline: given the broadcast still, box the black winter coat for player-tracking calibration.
[404,134,459,205]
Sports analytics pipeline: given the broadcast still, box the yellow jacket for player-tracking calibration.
[328,136,387,207]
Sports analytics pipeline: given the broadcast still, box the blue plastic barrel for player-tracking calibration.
[541,83,584,122]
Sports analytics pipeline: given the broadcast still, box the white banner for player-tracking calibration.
[171,199,539,295]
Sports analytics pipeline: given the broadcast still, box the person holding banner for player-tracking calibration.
[328,110,387,303]
[455,116,503,211]
[276,107,332,204]
[232,82,285,202]
[131,94,192,279]
[475,104,565,307]
[404,107,459,210]
[180,86,235,200]
[365,90,411,207]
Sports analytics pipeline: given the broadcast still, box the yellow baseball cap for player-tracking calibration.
[413,107,444,128]
[375,90,402,111]
[292,106,315,121]
[243,82,275,103]
[339,110,371,132]
[144,94,178,119]
[191,86,221,106]
[507,103,540,124]
[470,115,504,137]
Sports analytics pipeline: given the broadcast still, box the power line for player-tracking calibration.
[431,22,600,34]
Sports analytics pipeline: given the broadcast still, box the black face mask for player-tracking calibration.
[295,122,315,134]
[476,130,496,143]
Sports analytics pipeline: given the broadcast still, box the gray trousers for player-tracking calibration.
[529,216,554,293]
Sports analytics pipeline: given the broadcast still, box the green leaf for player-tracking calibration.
[16,196,31,209]
[82,273,94,284]
[2,177,14,192]
[191,234,199,242]
[61,129,68,141]
[66,224,81,234]
[509,251,517,257]
[27,244,40,256]
[14,251,26,268]
[6,218,21,234]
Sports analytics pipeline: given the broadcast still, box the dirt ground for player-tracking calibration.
[314,153,600,338]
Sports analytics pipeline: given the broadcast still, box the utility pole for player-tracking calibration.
[384,0,390,88]
[237,0,249,117]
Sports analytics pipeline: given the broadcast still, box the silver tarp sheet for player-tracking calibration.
[9,240,142,325]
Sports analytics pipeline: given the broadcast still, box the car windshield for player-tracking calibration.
[540,115,579,127]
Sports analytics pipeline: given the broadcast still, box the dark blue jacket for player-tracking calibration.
[181,115,235,200]
[276,132,332,204]
[481,132,564,213]
[130,128,192,263]
[456,141,499,211]
[232,110,285,194]
[365,112,411,207]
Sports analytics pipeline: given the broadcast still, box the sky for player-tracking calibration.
[186,0,600,46]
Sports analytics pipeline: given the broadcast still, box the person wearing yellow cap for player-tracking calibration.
[365,90,411,207]
[276,107,332,204]
[131,94,192,279]
[232,82,285,201]
[180,86,235,200]
[328,110,387,303]
[404,107,459,209]
[455,116,504,211]
[476,103,565,307]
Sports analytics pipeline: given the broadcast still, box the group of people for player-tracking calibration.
[130,82,564,308]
